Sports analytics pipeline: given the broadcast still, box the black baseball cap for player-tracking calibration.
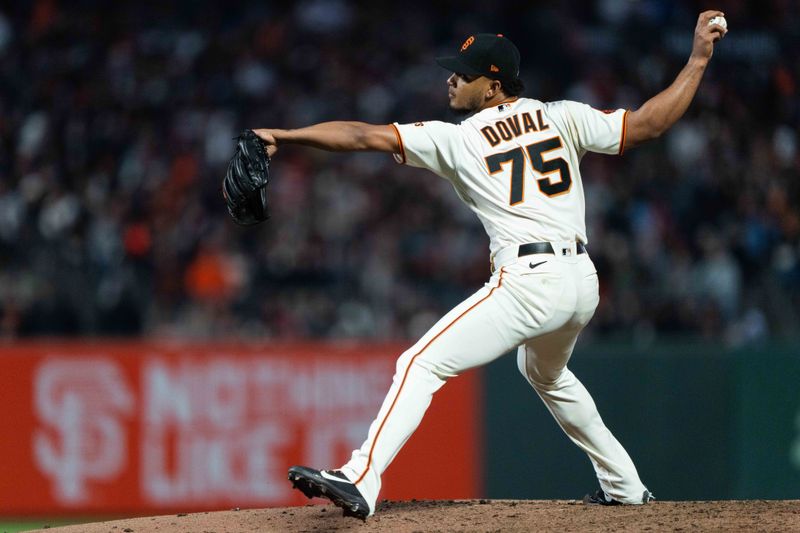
[436,33,521,83]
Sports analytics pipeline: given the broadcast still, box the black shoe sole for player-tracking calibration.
[582,489,654,506]
[288,469,368,520]
[583,493,622,505]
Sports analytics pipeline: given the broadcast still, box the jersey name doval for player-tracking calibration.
[479,109,550,147]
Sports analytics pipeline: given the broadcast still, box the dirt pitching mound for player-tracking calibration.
[30,499,800,532]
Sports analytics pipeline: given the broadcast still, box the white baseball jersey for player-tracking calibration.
[392,98,628,256]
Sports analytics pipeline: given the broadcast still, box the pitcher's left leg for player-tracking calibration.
[340,270,522,514]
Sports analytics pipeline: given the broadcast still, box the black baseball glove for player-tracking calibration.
[222,129,270,226]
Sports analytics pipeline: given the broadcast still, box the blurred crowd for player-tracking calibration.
[0,0,798,344]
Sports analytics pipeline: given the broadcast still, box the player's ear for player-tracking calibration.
[486,79,502,99]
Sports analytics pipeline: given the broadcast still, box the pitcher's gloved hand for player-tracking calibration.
[222,129,270,226]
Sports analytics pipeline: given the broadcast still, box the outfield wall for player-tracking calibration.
[0,340,797,517]
[484,341,800,500]
[0,341,481,516]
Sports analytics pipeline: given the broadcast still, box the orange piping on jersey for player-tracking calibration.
[619,110,629,155]
[354,268,507,485]
[390,123,406,164]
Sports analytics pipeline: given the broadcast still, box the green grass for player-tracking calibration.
[0,519,88,532]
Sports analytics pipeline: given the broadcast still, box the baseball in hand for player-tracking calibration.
[708,15,727,30]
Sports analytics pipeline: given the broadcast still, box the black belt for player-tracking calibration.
[518,242,587,256]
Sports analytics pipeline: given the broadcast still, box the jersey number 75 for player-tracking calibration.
[485,137,572,205]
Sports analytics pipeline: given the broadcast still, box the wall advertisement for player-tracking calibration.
[0,341,481,515]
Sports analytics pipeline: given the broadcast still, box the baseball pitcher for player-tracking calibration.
[250,10,727,520]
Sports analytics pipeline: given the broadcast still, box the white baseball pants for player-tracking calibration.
[340,243,648,514]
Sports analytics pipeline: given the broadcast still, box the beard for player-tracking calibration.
[449,103,474,116]
[448,92,482,116]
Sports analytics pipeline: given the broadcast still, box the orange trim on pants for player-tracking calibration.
[354,269,506,485]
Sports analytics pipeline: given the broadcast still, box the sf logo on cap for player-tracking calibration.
[460,36,475,52]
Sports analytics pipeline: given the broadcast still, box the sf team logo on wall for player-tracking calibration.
[33,358,135,503]
[0,342,479,514]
